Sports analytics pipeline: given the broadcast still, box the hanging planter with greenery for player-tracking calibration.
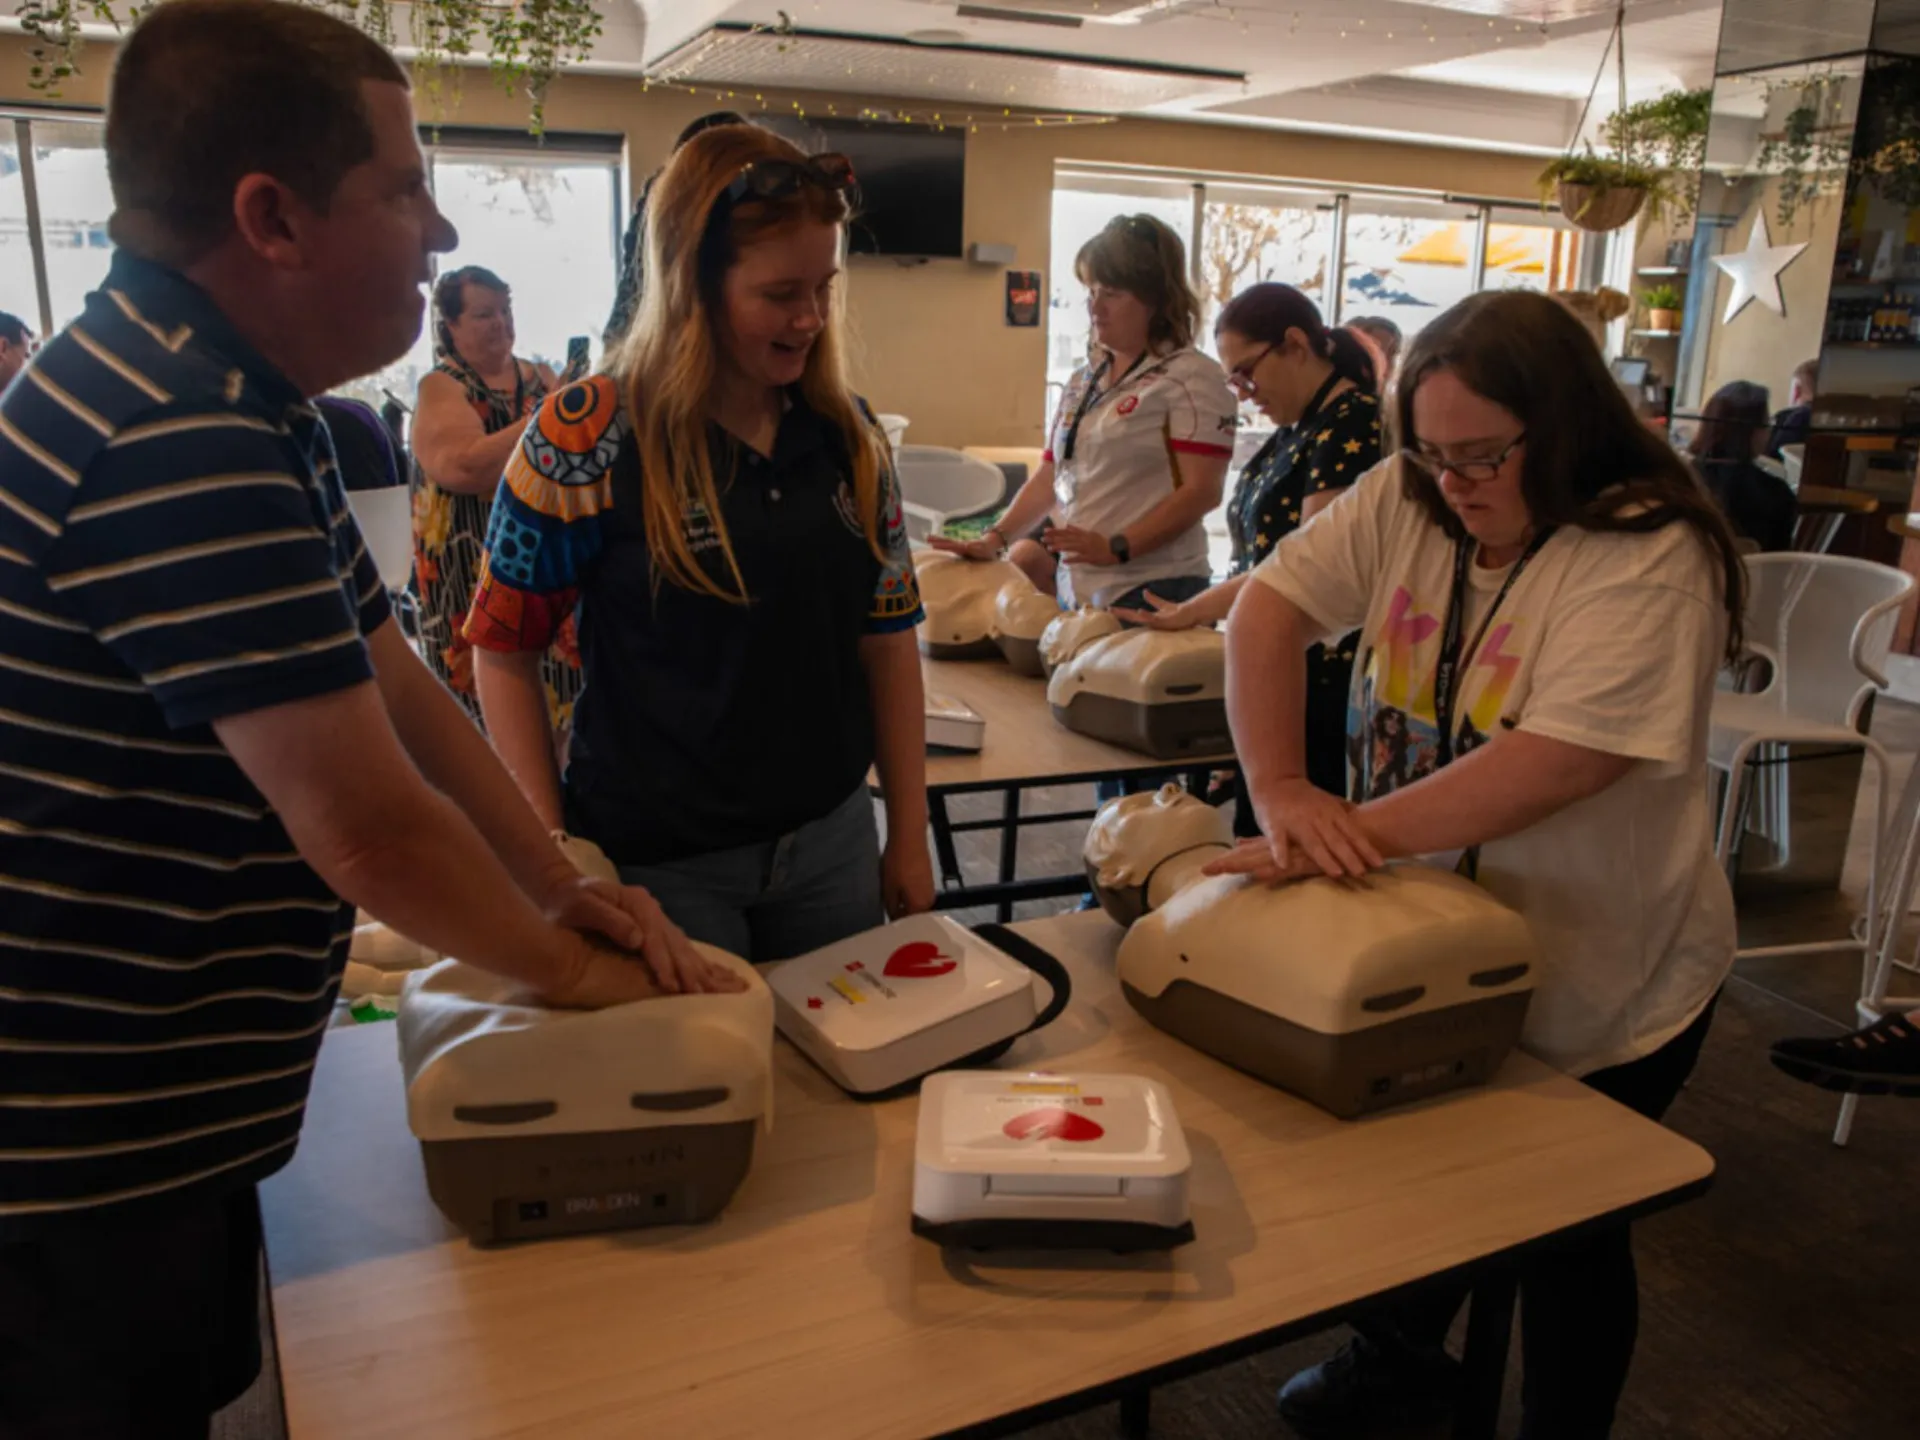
[1537,3,1700,234]
[14,0,602,135]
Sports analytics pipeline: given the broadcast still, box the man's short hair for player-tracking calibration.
[1793,357,1819,393]
[106,0,409,266]
[0,313,28,347]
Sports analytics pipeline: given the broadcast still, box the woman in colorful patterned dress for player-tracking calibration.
[411,265,581,734]
[462,126,932,962]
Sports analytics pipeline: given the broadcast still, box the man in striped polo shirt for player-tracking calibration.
[0,3,740,1434]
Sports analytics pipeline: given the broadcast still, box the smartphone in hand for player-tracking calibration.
[562,335,592,383]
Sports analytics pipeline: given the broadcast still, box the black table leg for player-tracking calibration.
[997,785,1021,924]
[1118,1385,1151,1439]
[1453,1265,1519,1440]
[930,790,963,892]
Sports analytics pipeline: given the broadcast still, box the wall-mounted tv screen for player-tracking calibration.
[758,116,966,259]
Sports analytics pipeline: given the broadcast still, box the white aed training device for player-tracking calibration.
[1038,605,1122,677]
[925,691,986,751]
[397,952,773,1244]
[911,1071,1194,1250]
[1048,627,1231,760]
[765,915,1071,1097]
[1088,786,1537,1118]
[915,550,1026,659]
[990,578,1059,677]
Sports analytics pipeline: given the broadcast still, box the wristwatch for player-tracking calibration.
[1108,533,1131,564]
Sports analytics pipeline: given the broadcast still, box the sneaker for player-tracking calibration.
[1277,1333,1458,1437]
[1770,1009,1920,1096]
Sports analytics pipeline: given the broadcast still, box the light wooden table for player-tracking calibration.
[261,911,1713,1440]
[912,657,1235,920]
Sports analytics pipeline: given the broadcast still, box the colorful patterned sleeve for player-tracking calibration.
[462,375,626,655]
[866,420,925,634]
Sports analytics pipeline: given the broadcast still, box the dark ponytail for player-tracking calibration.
[1215,282,1376,395]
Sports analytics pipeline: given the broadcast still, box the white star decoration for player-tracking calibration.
[1711,213,1808,323]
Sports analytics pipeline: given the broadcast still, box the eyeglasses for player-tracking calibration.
[721,153,859,209]
[1225,343,1275,398]
[1401,433,1527,483]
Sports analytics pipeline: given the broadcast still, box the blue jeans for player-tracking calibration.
[617,786,883,964]
[1094,573,1215,805]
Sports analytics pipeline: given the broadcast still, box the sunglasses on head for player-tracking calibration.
[720,153,859,209]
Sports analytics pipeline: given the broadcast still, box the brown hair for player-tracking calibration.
[1394,290,1745,659]
[1688,381,1771,465]
[1216,282,1377,394]
[608,124,883,601]
[106,0,408,266]
[1075,214,1202,351]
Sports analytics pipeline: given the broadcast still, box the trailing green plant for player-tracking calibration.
[1601,87,1712,224]
[1755,72,1853,228]
[1639,282,1684,312]
[14,0,602,135]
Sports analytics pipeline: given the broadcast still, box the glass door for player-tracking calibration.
[1337,196,1486,338]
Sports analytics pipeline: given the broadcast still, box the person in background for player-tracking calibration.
[603,110,749,347]
[1688,380,1797,553]
[930,213,1235,616]
[0,5,737,1436]
[411,265,580,733]
[318,394,405,492]
[466,125,934,961]
[0,310,37,391]
[1767,356,1819,457]
[1215,290,1742,1439]
[1346,314,1401,376]
[1113,283,1381,823]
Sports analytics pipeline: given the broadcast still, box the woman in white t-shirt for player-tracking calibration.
[1213,290,1745,1439]
[931,214,1235,612]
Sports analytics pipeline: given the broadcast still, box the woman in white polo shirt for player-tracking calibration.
[932,214,1234,611]
[1212,290,1743,1439]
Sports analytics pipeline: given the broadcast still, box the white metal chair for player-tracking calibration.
[895,444,1008,543]
[1708,555,1915,1145]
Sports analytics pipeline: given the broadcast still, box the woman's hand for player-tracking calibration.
[1200,836,1333,886]
[1042,524,1117,566]
[880,832,937,920]
[544,875,746,995]
[927,533,1005,561]
[1110,591,1205,631]
[1241,776,1383,879]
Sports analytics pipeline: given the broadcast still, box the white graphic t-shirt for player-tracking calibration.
[1253,459,1736,1076]
[1047,345,1237,608]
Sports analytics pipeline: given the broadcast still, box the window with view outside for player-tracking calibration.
[330,149,621,426]
[0,117,114,339]
[1338,201,1485,339]
[1199,194,1334,345]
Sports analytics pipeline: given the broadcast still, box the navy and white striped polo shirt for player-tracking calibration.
[0,251,390,1231]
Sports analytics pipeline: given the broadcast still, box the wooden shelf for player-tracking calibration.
[1827,340,1920,350]
[1631,329,1681,338]
[1638,267,1689,278]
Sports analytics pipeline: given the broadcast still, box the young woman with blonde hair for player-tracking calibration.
[464,125,931,960]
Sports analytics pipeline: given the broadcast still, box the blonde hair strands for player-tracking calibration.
[611,125,885,603]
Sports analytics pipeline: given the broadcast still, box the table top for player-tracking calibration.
[262,911,1713,1440]
[1798,484,1887,515]
[1889,511,1920,542]
[918,655,1230,792]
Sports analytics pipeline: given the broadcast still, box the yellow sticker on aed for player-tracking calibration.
[829,976,868,1005]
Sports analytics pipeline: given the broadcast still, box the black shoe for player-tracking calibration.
[1277,1334,1458,1438]
[1771,1010,1920,1096]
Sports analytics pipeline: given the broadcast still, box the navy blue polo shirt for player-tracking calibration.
[464,374,923,866]
[0,251,389,1232]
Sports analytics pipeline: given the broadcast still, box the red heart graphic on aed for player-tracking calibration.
[883,942,956,979]
[1002,1106,1105,1143]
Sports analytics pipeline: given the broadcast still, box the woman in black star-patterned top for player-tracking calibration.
[1114,284,1382,832]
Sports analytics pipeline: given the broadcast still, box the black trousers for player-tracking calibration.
[1361,993,1720,1440]
[0,1185,263,1440]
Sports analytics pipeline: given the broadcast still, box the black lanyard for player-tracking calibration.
[1293,370,1343,434]
[1432,528,1555,768]
[1061,350,1152,463]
